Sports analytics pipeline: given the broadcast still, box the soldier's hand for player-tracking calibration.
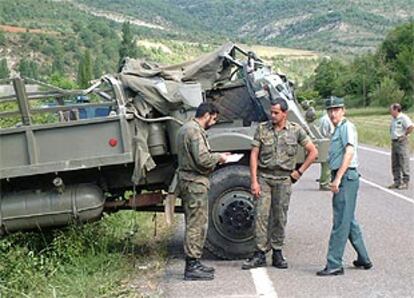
[251,181,261,199]
[329,179,340,193]
[290,170,301,182]
[218,152,231,164]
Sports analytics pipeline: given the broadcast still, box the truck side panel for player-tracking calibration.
[36,121,124,162]
[0,117,134,179]
[1,132,30,167]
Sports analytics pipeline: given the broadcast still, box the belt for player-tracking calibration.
[259,167,292,176]
[331,167,357,175]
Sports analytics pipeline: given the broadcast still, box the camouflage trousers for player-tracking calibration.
[391,138,410,184]
[179,180,209,259]
[254,176,292,252]
[319,161,331,188]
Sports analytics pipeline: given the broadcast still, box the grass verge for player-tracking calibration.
[0,211,173,297]
[346,108,414,152]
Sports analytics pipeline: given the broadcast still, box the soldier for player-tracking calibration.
[318,110,334,191]
[242,98,318,270]
[388,103,413,190]
[176,102,229,281]
[317,97,372,276]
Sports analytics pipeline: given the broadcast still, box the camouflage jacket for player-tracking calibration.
[252,120,310,175]
[176,118,221,187]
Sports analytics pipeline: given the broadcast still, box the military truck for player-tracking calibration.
[0,43,327,259]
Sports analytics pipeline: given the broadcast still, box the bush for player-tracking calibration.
[0,212,170,297]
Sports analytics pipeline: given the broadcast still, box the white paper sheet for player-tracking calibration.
[225,153,244,163]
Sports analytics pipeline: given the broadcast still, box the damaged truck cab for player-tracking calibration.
[0,43,328,259]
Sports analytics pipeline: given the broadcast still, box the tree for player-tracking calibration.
[344,54,380,107]
[77,50,93,88]
[51,57,65,76]
[394,46,414,95]
[379,22,414,63]
[119,22,138,64]
[378,22,414,97]
[93,55,104,78]
[313,58,347,98]
[18,59,39,79]
[0,59,10,79]
[370,77,404,107]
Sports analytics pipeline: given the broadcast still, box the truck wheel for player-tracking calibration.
[206,165,256,260]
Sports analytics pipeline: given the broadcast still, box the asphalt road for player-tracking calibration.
[159,144,414,298]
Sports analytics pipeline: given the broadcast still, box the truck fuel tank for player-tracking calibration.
[0,183,105,234]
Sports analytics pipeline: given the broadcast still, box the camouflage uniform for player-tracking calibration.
[176,118,220,259]
[252,120,310,251]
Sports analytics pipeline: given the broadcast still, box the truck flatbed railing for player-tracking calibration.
[0,76,134,180]
[0,77,122,127]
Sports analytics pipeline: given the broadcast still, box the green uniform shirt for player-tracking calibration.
[328,118,358,170]
[390,113,413,140]
[176,118,220,187]
[252,120,310,177]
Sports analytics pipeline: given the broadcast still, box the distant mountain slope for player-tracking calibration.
[77,0,414,54]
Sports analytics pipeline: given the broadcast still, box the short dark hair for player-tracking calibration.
[390,103,402,112]
[272,97,288,112]
[195,102,220,118]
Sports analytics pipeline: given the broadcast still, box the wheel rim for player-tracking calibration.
[211,188,255,243]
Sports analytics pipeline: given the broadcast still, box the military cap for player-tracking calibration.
[325,96,344,109]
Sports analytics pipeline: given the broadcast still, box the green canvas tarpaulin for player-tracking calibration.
[119,43,238,183]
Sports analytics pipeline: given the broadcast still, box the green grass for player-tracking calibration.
[0,212,173,297]
[346,108,414,152]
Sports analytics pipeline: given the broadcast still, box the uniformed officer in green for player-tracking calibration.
[242,98,318,270]
[176,102,229,281]
[317,96,372,276]
[388,103,413,190]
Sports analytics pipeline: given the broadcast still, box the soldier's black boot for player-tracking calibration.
[272,249,288,269]
[198,261,215,273]
[184,258,214,281]
[241,251,266,270]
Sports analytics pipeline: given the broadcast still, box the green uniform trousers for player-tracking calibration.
[255,176,292,252]
[391,138,410,184]
[319,161,331,188]
[327,168,370,269]
[180,180,209,259]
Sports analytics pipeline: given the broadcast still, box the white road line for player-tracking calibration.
[360,177,414,204]
[359,145,414,161]
[250,268,278,298]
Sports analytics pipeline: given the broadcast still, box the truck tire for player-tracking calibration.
[206,165,256,259]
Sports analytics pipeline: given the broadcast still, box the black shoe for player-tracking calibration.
[272,249,288,269]
[241,251,266,270]
[316,267,344,276]
[184,258,214,281]
[353,260,373,270]
[199,261,215,273]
